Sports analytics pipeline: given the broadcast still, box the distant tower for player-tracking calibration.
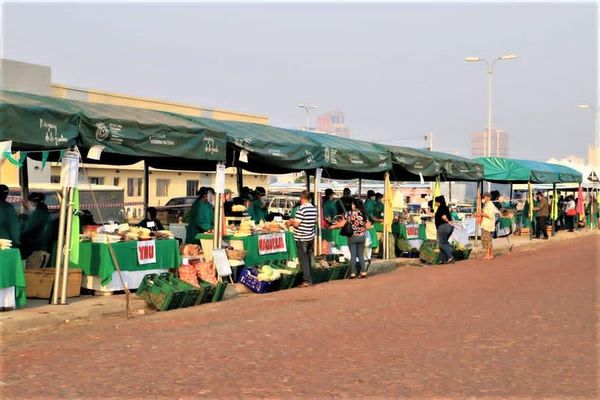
[471,128,509,157]
[316,111,351,138]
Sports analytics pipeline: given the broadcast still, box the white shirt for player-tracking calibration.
[481,201,499,232]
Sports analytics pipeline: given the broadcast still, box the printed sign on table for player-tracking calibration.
[137,240,157,265]
[405,224,420,240]
[258,233,287,255]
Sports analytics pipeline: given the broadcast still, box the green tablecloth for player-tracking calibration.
[75,240,181,286]
[0,248,26,308]
[395,223,427,240]
[200,231,297,266]
[321,227,379,249]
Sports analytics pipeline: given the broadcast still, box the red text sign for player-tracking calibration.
[258,233,287,255]
[137,240,157,265]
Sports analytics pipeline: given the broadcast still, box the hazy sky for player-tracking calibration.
[2,1,598,160]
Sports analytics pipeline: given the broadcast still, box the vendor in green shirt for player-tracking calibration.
[20,192,51,258]
[185,187,215,244]
[373,192,384,222]
[248,186,268,224]
[364,190,378,223]
[0,184,20,245]
[322,188,337,225]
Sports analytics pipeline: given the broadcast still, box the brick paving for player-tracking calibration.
[1,235,598,399]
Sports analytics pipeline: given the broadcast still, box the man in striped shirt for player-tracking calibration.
[286,190,317,287]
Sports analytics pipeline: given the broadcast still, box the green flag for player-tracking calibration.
[69,188,80,267]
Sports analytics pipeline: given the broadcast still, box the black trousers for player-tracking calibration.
[295,240,313,284]
[535,216,548,238]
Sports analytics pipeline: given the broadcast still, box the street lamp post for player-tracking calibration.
[298,103,317,131]
[577,104,600,148]
[465,54,517,158]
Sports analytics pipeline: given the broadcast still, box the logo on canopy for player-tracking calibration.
[95,123,111,142]
[204,137,220,155]
[41,119,68,145]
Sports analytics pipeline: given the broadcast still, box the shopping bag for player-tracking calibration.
[449,223,469,246]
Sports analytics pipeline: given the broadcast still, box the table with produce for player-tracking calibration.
[197,220,297,267]
[321,226,380,249]
[74,224,181,290]
[0,242,26,309]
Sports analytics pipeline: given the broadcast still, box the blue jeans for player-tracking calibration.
[436,223,454,262]
[348,234,367,274]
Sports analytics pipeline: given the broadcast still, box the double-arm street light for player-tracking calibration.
[577,104,599,148]
[465,53,517,157]
[298,103,317,131]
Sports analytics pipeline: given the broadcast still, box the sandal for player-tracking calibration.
[359,273,367,279]
[349,273,357,279]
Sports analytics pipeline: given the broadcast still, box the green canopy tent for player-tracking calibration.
[387,145,484,182]
[0,90,80,150]
[0,90,228,167]
[177,117,324,174]
[291,130,392,179]
[476,157,583,239]
[476,157,582,184]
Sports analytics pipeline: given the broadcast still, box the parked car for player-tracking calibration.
[155,196,197,225]
[268,196,298,218]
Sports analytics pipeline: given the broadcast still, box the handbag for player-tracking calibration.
[340,220,354,237]
[566,208,577,217]
[337,201,354,237]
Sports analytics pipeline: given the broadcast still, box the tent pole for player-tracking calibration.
[305,171,310,193]
[448,181,452,203]
[528,181,533,241]
[52,185,69,305]
[143,161,149,215]
[383,172,391,260]
[474,181,481,254]
[236,166,243,196]
[552,183,556,237]
[19,155,29,204]
[60,187,75,304]
[314,169,322,255]
[509,183,513,203]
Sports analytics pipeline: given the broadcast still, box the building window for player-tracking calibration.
[156,179,170,197]
[50,175,60,184]
[113,177,120,187]
[127,178,142,197]
[186,180,199,196]
[89,177,105,185]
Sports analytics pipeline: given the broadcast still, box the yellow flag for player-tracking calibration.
[432,176,441,212]
[384,174,394,234]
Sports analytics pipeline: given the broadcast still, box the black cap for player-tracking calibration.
[367,190,376,198]
[325,188,334,197]
[343,188,351,196]
[375,192,383,199]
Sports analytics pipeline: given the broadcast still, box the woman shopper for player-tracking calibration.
[564,195,576,232]
[332,198,371,279]
[434,195,455,264]
[477,192,499,260]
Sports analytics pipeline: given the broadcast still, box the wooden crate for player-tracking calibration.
[25,268,82,299]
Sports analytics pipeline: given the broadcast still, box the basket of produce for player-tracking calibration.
[159,272,201,308]
[225,248,247,261]
[451,243,472,261]
[419,240,442,265]
[137,274,176,311]
[239,266,279,294]
[268,261,301,290]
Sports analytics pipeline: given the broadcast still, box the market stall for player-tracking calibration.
[0,247,26,308]
[70,229,181,291]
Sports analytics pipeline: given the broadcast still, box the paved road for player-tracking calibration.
[1,235,598,399]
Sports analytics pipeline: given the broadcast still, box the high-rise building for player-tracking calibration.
[316,111,351,138]
[471,128,509,157]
